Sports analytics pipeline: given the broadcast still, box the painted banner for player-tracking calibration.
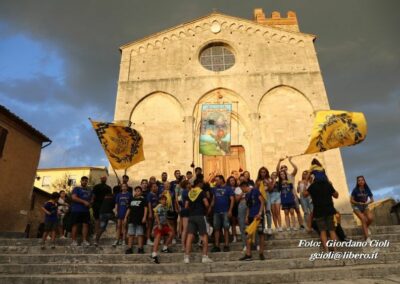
[200,104,232,156]
[304,110,367,154]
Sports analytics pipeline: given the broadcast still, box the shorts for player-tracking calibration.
[269,192,281,204]
[213,212,230,230]
[167,210,178,220]
[188,215,207,236]
[71,212,91,225]
[282,202,296,210]
[352,204,368,213]
[180,209,189,218]
[44,221,58,232]
[117,210,127,220]
[232,203,239,218]
[154,224,172,236]
[92,206,101,220]
[128,224,144,236]
[315,215,334,231]
[247,216,265,235]
[99,213,113,231]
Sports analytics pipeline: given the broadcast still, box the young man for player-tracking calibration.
[112,175,133,195]
[151,195,174,263]
[210,175,234,252]
[92,175,112,239]
[113,183,133,247]
[125,186,148,254]
[240,185,266,261]
[70,176,92,246]
[303,178,339,251]
[184,179,213,264]
[94,188,115,246]
[40,192,60,249]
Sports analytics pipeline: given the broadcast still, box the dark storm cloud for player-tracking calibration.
[0,0,398,197]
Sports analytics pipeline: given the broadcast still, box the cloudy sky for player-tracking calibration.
[0,0,399,200]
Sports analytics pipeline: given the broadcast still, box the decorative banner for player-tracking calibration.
[200,104,232,156]
[304,110,367,154]
[90,120,144,170]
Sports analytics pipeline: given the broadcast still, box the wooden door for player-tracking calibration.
[203,145,246,179]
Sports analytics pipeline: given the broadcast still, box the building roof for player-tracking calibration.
[37,166,108,172]
[33,186,52,198]
[0,105,51,143]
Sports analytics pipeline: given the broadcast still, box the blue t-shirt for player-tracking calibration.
[43,201,58,223]
[351,187,373,203]
[246,188,262,218]
[180,189,189,214]
[115,192,133,218]
[212,186,234,213]
[280,183,295,205]
[71,187,92,213]
[147,192,159,209]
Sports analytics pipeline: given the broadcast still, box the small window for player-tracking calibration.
[42,176,51,187]
[199,43,235,72]
[68,175,77,186]
[0,126,8,158]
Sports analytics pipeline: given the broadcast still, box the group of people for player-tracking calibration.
[40,157,375,263]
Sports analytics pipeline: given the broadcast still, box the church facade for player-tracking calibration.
[113,9,352,214]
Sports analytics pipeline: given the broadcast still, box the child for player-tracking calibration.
[41,192,60,249]
[309,158,328,182]
[124,186,148,254]
[151,195,174,264]
[113,183,133,247]
[57,190,69,239]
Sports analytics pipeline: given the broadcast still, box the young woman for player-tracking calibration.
[298,170,313,231]
[269,172,283,232]
[227,176,239,242]
[242,171,255,188]
[279,170,297,231]
[351,176,374,241]
[256,167,273,235]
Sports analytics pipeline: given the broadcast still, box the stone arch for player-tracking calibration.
[258,85,316,171]
[192,88,252,172]
[128,92,187,177]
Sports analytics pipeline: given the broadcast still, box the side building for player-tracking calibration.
[0,105,51,237]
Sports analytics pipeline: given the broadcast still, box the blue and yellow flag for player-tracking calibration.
[304,110,367,154]
[90,120,144,170]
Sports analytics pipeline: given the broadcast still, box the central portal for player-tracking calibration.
[202,145,246,178]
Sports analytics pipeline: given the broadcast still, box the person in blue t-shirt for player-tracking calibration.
[279,170,297,231]
[113,183,133,247]
[40,192,60,249]
[210,175,234,252]
[71,176,93,246]
[239,185,266,261]
[351,176,374,241]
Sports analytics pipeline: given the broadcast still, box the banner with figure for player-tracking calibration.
[304,110,367,154]
[200,104,232,156]
[90,120,144,170]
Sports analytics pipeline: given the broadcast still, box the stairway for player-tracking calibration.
[0,225,399,283]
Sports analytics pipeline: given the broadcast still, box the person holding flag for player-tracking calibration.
[239,183,266,261]
[255,167,273,235]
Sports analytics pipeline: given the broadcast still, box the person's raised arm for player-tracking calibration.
[288,157,298,178]
[276,158,284,174]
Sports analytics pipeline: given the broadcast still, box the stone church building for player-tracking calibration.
[113,8,352,214]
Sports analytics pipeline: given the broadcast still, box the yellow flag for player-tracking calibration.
[259,182,267,202]
[304,110,367,154]
[245,218,260,243]
[90,120,144,170]
[162,190,173,210]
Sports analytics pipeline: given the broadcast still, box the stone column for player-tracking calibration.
[248,112,263,175]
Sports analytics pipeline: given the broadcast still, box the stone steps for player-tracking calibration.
[0,263,399,284]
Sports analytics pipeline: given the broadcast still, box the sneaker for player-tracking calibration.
[40,241,45,250]
[202,256,213,263]
[242,246,247,252]
[82,241,90,247]
[137,247,145,254]
[211,246,221,253]
[146,239,154,245]
[184,255,190,264]
[239,254,252,261]
[278,227,283,232]
[125,248,133,254]
[223,246,230,252]
[366,237,372,244]
[293,227,298,231]
[94,241,99,247]
[286,227,291,232]
[367,228,372,236]
[259,254,265,260]
[256,245,260,251]
[60,236,67,240]
[71,241,78,247]
[172,239,177,245]
[267,228,273,235]
[161,247,172,253]
[300,225,305,230]
[112,240,120,247]
[152,255,160,264]
[122,240,127,246]
[232,236,237,243]
[51,242,56,249]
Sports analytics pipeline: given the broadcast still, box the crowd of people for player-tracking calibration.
[40,158,374,264]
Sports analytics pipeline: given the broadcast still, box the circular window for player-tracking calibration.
[199,43,235,71]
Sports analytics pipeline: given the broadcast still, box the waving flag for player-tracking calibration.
[304,110,367,154]
[90,120,144,170]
